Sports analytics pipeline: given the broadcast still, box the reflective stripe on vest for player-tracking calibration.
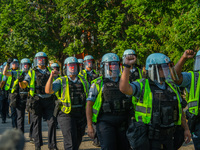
[29,67,52,97]
[91,76,103,123]
[188,71,200,115]
[135,79,182,125]
[5,70,20,91]
[11,71,23,93]
[59,75,89,114]
[132,68,143,109]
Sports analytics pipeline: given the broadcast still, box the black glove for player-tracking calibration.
[7,58,13,65]
[18,74,24,82]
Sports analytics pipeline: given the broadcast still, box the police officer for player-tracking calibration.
[78,59,84,73]
[119,53,191,150]
[86,53,131,150]
[81,55,98,84]
[10,58,31,133]
[19,52,57,150]
[174,49,200,149]
[122,49,142,82]
[45,57,89,150]
[3,58,21,128]
[0,62,9,123]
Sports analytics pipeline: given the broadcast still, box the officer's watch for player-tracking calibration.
[123,64,131,68]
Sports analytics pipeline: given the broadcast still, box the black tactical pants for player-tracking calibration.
[96,114,130,150]
[0,98,8,122]
[192,121,200,149]
[16,101,26,133]
[31,96,57,149]
[57,111,86,150]
[29,113,34,138]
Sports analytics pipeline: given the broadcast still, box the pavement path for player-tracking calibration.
[0,112,195,150]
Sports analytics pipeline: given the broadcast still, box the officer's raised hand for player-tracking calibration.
[51,70,59,77]
[183,49,196,59]
[124,55,137,66]
[7,58,13,65]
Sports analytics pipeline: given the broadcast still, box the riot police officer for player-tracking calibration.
[120,53,191,150]
[174,49,200,149]
[78,59,84,73]
[45,57,89,150]
[19,52,57,150]
[0,62,9,123]
[86,53,131,150]
[122,49,142,82]
[10,58,31,133]
[3,58,20,128]
[81,55,98,84]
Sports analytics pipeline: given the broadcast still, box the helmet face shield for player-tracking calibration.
[52,67,59,71]
[194,55,200,71]
[104,62,120,78]
[11,61,19,70]
[66,63,78,76]
[84,59,94,69]
[34,56,48,67]
[20,63,31,71]
[148,62,179,83]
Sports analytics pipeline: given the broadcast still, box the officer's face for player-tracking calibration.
[85,60,93,71]
[68,63,77,73]
[12,62,18,70]
[53,67,59,71]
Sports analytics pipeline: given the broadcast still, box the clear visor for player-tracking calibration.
[52,67,59,71]
[34,57,48,67]
[20,63,30,71]
[148,63,179,83]
[66,63,78,76]
[194,55,200,71]
[104,62,120,78]
[11,62,19,69]
[85,60,94,69]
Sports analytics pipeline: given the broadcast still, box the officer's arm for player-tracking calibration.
[3,64,11,76]
[45,73,54,94]
[174,50,195,85]
[86,100,95,139]
[181,110,191,143]
[0,81,5,89]
[86,101,94,127]
[120,67,133,95]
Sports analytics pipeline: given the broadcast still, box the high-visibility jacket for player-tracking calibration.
[135,79,182,125]
[11,71,23,93]
[58,75,89,114]
[80,69,98,84]
[28,67,52,97]
[5,70,21,91]
[188,71,200,115]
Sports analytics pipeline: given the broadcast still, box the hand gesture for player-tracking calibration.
[124,55,137,66]
[183,50,196,59]
[51,70,59,77]
[7,58,13,65]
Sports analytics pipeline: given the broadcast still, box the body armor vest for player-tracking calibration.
[35,69,50,94]
[87,71,98,83]
[101,79,131,114]
[141,80,179,128]
[68,79,86,106]
[129,67,142,82]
